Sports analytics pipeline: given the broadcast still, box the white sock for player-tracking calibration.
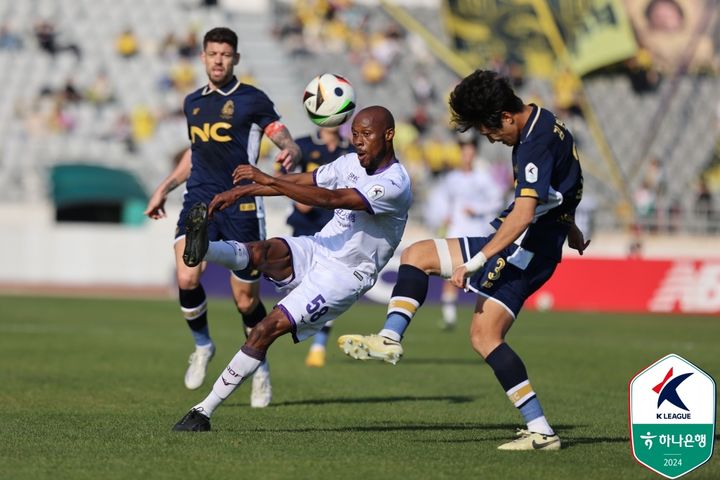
[194,349,262,418]
[527,416,555,436]
[378,329,401,342]
[205,240,249,270]
[441,302,457,324]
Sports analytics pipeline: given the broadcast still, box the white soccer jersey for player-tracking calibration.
[312,153,413,278]
[442,166,503,238]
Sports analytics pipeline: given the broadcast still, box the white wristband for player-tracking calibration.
[463,252,487,273]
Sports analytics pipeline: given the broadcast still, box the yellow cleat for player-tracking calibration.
[497,429,561,451]
[305,347,326,368]
[337,334,403,365]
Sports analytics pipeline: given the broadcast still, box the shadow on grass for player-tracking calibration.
[395,358,484,366]
[221,423,583,436]
[227,394,477,408]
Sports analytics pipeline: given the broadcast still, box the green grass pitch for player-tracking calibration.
[0,294,718,480]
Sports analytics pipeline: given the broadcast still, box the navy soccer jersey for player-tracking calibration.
[460,105,583,316]
[286,131,354,236]
[490,105,583,261]
[177,77,280,279]
[183,76,279,212]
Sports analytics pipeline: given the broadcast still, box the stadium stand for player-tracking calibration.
[0,0,717,235]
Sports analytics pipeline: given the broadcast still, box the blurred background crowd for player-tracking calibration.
[0,0,718,259]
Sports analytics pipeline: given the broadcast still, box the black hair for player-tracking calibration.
[203,27,238,53]
[449,69,524,132]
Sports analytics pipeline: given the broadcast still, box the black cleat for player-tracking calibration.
[172,408,211,432]
[183,202,209,267]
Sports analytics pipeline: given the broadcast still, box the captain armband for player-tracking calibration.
[264,121,286,137]
[463,252,487,274]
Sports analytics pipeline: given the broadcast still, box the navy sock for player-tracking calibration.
[485,343,546,425]
[179,286,211,346]
[382,265,429,338]
[241,301,267,329]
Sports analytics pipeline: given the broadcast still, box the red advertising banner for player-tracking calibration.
[528,258,720,314]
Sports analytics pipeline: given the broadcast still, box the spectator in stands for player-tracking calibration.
[695,177,717,233]
[85,70,116,108]
[411,68,436,105]
[169,58,197,94]
[0,22,23,50]
[552,68,582,118]
[625,48,660,94]
[410,104,431,136]
[360,56,386,85]
[178,29,200,58]
[47,98,75,134]
[634,179,657,231]
[61,78,83,104]
[34,20,81,59]
[159,32,180,60]
[115,28,140,58]
[436,135,503,330]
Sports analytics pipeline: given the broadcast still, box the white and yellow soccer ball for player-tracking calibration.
[303,73,356,127]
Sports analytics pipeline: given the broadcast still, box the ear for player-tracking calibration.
[385,127,395,142]
[233,53,240,66]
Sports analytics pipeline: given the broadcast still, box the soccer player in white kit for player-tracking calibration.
[173,106,412,431]
[436,136,503,329]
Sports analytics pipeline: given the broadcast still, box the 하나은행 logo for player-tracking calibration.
[629,354,716,479]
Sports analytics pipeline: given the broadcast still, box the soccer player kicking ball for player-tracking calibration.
[173,106,412,431]
[338,70,590,451]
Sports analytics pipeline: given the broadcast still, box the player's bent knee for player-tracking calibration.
[400,240,440,272]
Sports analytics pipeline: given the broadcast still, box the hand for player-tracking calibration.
[144,190,167,219]
[568,225,591,255]
[232,165,271,185]
[450,264,469,289]
[275,148,298,172]
[208,188,246,217]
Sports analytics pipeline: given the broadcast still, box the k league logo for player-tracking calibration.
[629,354,716,479]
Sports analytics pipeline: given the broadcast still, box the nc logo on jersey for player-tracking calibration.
[190,122,232,143]
[366,184,385,200]
[629,354,716,479]
[525,163,538,183]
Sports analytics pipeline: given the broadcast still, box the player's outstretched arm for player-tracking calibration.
[234,164,367,211]
[265,121,301,172]
[145,148,192,219]
[209,170,315,216]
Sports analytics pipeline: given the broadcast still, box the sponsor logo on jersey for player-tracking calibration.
[525,163,538,183]
[239,203,256,212]
[190,122,232,143]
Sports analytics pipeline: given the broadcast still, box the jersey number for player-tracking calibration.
[306,295,329,323]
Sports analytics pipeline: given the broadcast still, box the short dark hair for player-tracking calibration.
[203,27,238,53]
[449,70,524,132]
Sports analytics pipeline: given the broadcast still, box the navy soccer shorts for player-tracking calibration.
[176,190,265,282]
[459,236,558,318]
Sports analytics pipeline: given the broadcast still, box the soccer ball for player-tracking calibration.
[303,73,356,127]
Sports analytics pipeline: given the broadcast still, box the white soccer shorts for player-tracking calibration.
[273,236,372,342]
